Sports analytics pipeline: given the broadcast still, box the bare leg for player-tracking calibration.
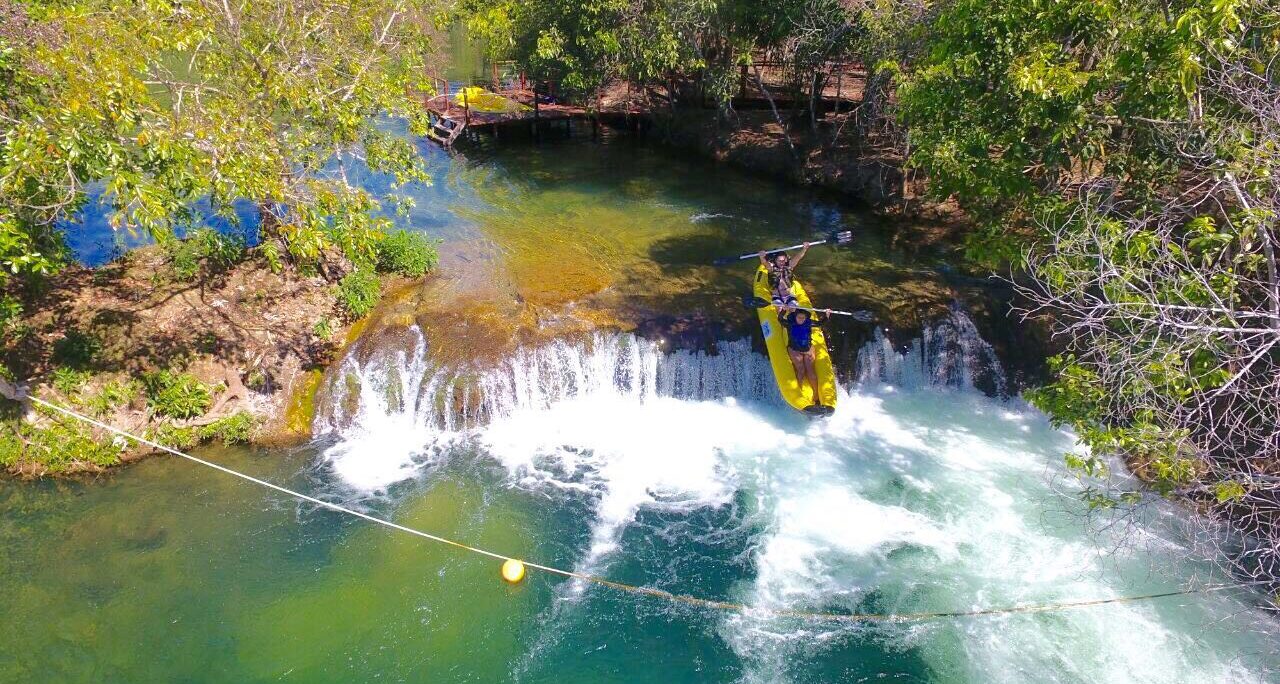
[802,352,820,404]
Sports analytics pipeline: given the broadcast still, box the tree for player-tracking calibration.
[460,0,716,98]
[0,1,65,280]
[0,0,441,283]
[1020,3,1280,587]
[896,0,1243,267]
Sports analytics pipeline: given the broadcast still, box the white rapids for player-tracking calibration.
[312,312,1278,683]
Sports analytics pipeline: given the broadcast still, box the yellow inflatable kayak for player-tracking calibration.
[754,265,838,416]
[452,86,530,114]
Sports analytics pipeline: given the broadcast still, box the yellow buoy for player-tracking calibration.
[501,558,526,584]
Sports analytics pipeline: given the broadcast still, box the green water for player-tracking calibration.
[8,126,1280,683]
[3,384,1277,682]
[345,122,955,366]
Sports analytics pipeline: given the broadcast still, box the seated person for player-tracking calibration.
[758,241,811,312]
[781,307,829,409]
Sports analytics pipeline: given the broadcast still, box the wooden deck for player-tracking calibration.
[423,88,587,147]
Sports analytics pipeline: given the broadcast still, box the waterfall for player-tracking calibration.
[313,307,1007,490]
[317,307,1009,440]
[855,303,1008,395]
[311,330,780,489]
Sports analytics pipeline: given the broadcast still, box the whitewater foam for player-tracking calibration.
[313,315,1277,682]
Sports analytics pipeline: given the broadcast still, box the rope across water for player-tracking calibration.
[28,396,1247,623]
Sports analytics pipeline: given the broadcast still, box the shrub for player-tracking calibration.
[199,412,257,444]
[50,367,91,397]
[87,379,140,417]
[314,317,333,341]
[151,412,256,452]
[375,230,439,277]
[167,228,246,281]
[336,268,380,318]
[0,429,20,468]
[260,241,284,275]
[4,413,123,472]
[153,423,199,450]
[0,296,21,339]
[53,329,100,369]
[142,370,212,419]
[244,368,269,392]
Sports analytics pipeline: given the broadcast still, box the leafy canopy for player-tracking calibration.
[0,0,441,282]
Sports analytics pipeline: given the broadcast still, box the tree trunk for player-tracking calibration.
[752,63,802,173]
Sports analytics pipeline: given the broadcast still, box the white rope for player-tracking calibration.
[24,395,1261,623]
[28,396,514,565]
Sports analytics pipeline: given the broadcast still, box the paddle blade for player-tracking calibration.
[741,295,771,309]
[712,256,737,267]
[826,230,854,246]
[849,310,874,322]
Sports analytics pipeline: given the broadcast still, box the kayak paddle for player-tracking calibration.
[713,230,853,267]
[742,296,874,322]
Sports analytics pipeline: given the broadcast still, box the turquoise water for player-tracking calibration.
[9,115,1280,682]
[3,330,1276,683]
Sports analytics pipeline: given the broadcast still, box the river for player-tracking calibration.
[3,123,1278,682]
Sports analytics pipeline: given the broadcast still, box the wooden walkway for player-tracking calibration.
[423,87,587,147]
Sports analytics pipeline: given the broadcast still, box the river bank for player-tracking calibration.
[0,243,363,476]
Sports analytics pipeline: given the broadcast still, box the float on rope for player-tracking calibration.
[501,558,527,584]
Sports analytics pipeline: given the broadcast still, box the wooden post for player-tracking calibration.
[463,87,470,126]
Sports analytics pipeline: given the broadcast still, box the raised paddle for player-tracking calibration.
[713,230,853,267]
[742,295,874,322]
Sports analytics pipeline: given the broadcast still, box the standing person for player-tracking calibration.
[758,241,811,313]
[781,307,829,409]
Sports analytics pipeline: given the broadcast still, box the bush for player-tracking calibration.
[0,429,20,469]
[314,317,333,341]
[0,296,21,338]
[153,423,199,450]
[150,412,257,452]
[244,368,269,392]
[2,413,123,472]
[87,379,140,417]
[142,370,212,419]
[336,268,380,318]
[50,367,91,396]
[375,230,439,277]
[167,228,246,281]
[53,329,100,369]
[199,412,257,444]
[260,241,284,274]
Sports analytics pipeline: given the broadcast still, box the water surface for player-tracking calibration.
[12,115,1278,684]
[2,327,1276,683]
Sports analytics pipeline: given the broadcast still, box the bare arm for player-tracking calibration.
[791,241,811,268]
[758,250,769,268]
